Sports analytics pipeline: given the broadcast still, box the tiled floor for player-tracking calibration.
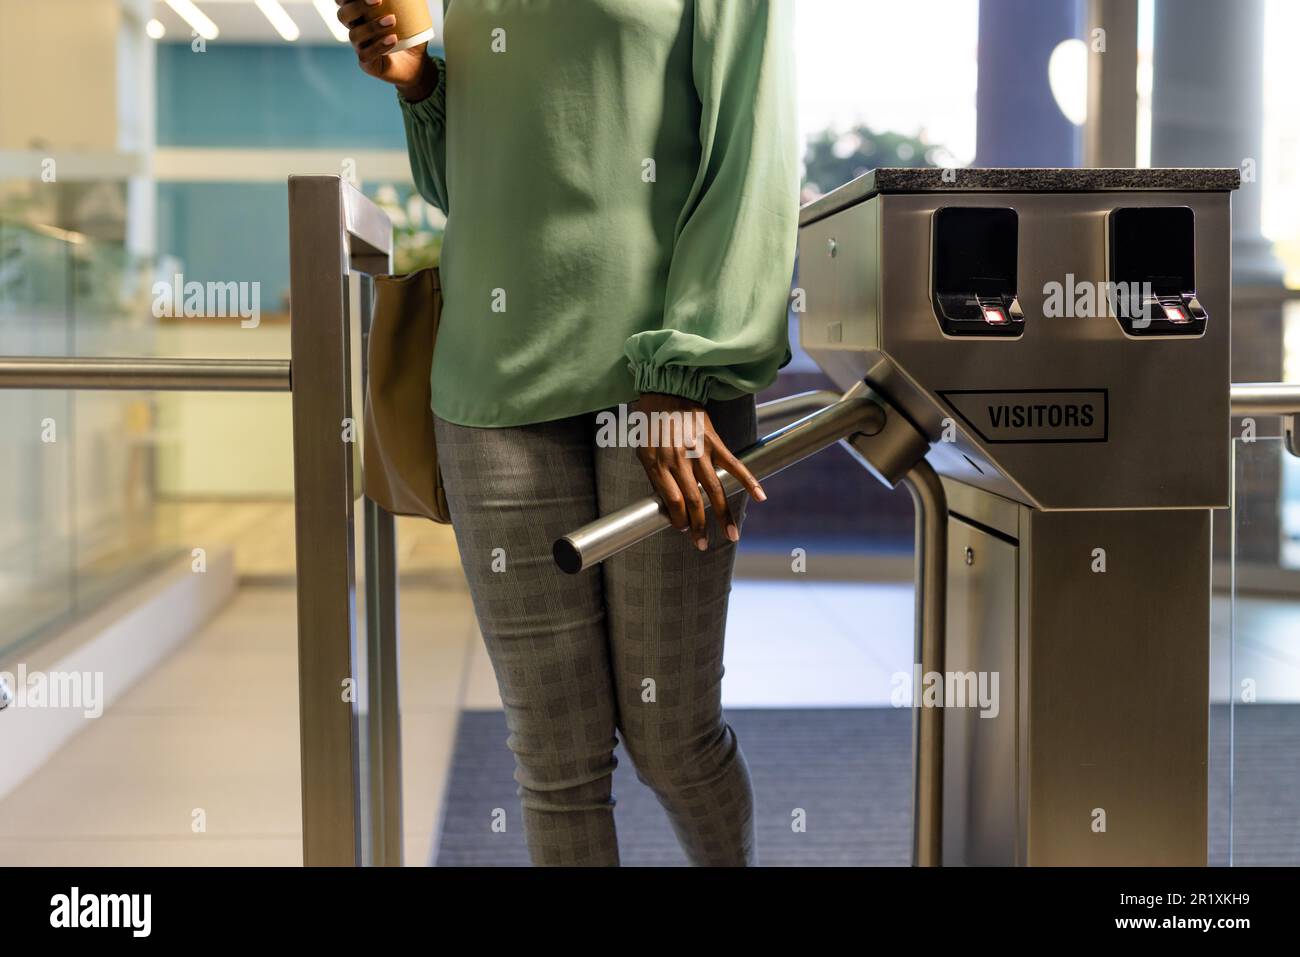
[457,579,920,710]
[1216,594,1300,702]
[0,583,479,867]
[0,574,916,866]
[3,535,1300,865]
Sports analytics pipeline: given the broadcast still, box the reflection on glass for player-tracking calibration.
[0,220,182,660]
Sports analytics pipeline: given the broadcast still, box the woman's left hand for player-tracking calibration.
[632,393,766,552]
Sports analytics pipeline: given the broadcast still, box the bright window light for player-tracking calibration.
[254,0,301,42]
[1048,38,1089,126]
[164,0,219,40]
[312,0,351,42]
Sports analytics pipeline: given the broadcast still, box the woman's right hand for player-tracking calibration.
[337,0,436,98]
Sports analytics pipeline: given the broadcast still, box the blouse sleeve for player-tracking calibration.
[624,0,799,404]
[398,53,450,214]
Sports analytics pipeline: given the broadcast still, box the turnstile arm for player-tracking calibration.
[552,385,886,574]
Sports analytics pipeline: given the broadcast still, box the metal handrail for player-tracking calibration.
[0,357,290,392]
[1231,382,1300,456]
[1229,382,1300,415]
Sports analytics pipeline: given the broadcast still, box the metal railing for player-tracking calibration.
[0,176,401,867]
[1230,382,1300,455]
[0,357,291,391]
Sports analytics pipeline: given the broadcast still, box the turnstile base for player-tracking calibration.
[942,486,1210,866]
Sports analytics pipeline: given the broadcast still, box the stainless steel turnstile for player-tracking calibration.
[799,168,1238,865]
[557,167,1242,866]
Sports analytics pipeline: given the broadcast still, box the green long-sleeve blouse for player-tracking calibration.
[399,0,798,427]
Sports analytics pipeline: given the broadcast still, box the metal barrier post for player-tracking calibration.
[288,175,401,866]
[357,273,404,868]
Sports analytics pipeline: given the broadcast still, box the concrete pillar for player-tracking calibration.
[1151,0,1282,285]
[1083,0,1138,167]
[976,0,1083,168]
[1152,0,1285,568]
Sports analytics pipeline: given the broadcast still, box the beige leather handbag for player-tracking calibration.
[362,267,451,523]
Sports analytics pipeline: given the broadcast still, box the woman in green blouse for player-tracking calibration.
[341,0,798,866]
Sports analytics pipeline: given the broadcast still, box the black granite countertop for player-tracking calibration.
[800,167,1241,226]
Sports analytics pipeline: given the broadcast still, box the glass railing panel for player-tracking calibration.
[1228,433,1300,866]
[0,222,185,660]
[68,235,184,613]
[0,222,75,656]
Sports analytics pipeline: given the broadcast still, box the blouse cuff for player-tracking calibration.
[396,58,446,126]
[630,362,715,405]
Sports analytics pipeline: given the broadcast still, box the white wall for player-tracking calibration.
[0,0,123,152]
[154,322,295,497]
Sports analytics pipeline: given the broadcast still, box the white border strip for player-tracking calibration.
[0,549,236,803]
[154,147,414,182]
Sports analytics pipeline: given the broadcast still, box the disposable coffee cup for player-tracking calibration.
[376,0,436,53]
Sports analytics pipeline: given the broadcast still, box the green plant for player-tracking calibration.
[803,124,946,198]
[369,184,443,274]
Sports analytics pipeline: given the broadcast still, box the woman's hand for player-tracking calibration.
[632,393,766,552]
[337,0,436,99]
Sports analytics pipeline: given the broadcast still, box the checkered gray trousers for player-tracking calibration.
[433,395,758,866]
